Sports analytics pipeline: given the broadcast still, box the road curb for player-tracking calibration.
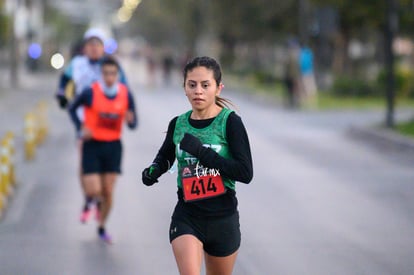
[347,125,414,153]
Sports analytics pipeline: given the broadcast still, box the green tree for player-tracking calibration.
[0,0,10,48]
[311,0,386,32]
[310,0,386,74]
[132,0,299,67]
[397,0,414,36]
[210,0,297,67]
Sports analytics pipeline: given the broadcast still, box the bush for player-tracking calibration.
[331,65,414,99]
[377,66,414,98]
[396,119,414,138]
[331,76,380,97]
[252,70,279,84]
[230,67,281,85]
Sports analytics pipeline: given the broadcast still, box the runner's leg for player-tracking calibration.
[82,173,102,203]
[96,173,116,243]
[205,250,238,275]
[78,140,93,212]
[99,173,116,227]
[82,174,102,197]
[172,235,204,275]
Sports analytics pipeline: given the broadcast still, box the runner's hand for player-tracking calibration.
[56,94,68,109]
[125,110,134,124]
[80,126,93,140]
[142,164,161,186]
[180,133,203,157]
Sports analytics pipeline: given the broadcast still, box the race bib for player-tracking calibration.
[181,163,226,202]
[97,112,122,130]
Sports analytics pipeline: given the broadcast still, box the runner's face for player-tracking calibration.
[184,66,221,111]
[84,38,104,60]
[102,65,118,86]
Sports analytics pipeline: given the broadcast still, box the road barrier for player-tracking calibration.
[0,133,15,218]
[24,101,49,161]
[6,132,16,187]
[35,101,48,145]
[0,101,48,218]
[24,112,37,161]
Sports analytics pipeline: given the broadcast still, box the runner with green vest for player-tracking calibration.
[142,56,253,275]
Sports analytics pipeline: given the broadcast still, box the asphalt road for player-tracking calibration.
[0,61,413,275]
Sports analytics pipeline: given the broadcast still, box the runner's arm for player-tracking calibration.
[55,62,74,108]
[223,113,253,183]
[56,61,74,96]
[151,117,178,175]
[126,91,138,129]
[68,88,93,133]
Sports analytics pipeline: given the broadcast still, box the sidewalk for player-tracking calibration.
[347,123,414,159]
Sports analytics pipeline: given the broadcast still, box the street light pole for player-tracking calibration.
[298,0,309,45]
[384,0,397,128]
[9,0,19,88]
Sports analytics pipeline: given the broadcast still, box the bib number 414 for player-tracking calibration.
[182,176,226,202]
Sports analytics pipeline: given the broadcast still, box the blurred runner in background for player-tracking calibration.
[299,44,318,108]
[55,28,129,224]
[283,39,301,109]
[69,56,137,243]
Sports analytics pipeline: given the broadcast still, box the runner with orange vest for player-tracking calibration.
[69,57,137,243]
[56,28,130,225]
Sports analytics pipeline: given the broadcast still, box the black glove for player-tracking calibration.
[56,94,68,109]
[142,164,161,186]
[180,133,203,157]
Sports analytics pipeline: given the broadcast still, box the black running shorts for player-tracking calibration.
[82,139,122,174]
[169,208,241,257]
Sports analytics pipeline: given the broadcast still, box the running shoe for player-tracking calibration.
[80,209,91,224]
[98,231,113,244]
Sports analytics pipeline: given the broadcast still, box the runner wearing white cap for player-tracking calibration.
[55,28,129,224]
